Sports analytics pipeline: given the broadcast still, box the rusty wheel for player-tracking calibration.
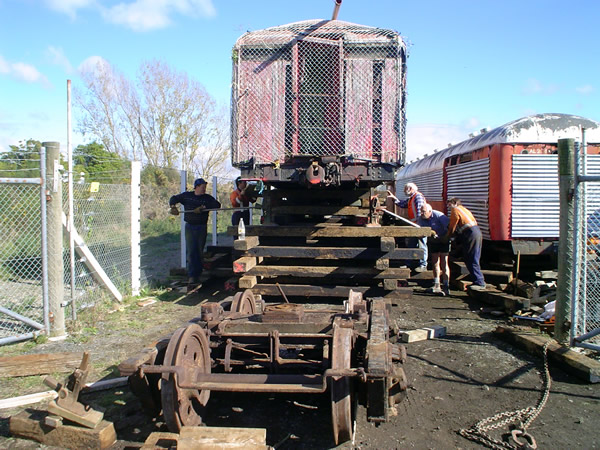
[231,289,256,314]
[161,324,211,432]
[330,325,354,445]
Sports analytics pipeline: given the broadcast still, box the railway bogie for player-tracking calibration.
[119,290,407,445]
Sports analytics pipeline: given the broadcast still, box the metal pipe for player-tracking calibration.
[332,0,342,20]
[40,146,50,335]
[0,306,45,330]
[67,79,76,321]
[0,332,40,346]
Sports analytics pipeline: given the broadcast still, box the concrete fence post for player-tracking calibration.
[555,138,575,344]
[43,141,65,338]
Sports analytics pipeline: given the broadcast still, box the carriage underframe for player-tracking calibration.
[120,289,408,445]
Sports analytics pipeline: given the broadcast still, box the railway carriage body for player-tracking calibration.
[231,19,407,187]
[396,113,600,255]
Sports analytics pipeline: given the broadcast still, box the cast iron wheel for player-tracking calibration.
[231,289,257,314]
[161,324,211,432]
[330,325,354,445]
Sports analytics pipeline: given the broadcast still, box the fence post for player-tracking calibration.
[131,161,141,296]
[43,141,65,338]
[555,138,575,344]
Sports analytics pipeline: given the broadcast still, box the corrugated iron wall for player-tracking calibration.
[446,159,490,238]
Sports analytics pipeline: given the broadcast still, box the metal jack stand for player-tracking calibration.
[43,351,104,428]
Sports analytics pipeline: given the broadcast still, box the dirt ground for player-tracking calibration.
[1,242,599,449]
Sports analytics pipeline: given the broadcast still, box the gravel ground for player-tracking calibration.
[1,246,599,449]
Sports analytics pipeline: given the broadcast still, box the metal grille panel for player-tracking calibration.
[231,20,406,165]
[446,159,490,238]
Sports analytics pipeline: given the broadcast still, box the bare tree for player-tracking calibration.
[76,59,231,175]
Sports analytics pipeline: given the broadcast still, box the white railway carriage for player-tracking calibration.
[396,113,600,255]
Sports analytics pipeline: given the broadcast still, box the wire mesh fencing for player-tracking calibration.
[231,19,407,166]
[573,152,600,349]
[62,179,134,312]
[0,166,45,343]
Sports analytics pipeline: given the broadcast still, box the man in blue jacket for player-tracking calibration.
[170,178,221,291]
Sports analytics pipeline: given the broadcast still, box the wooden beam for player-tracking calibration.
[239,276,257,289]
[0,352,82,377]
[252,284,370,297]
[233,257,257,273]
[247,265,410,279]
[233,235,260,251]
[245,246,422,260]
[227,225,431,238]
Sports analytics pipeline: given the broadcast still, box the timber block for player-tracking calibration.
[178,425,268,449]
[380,236,396,252]
[233,256,257,273]
[224,277,238,291]
[376,258,390,270]
[10,409,116,449]
[383,278,398,290]
[234,236,259,251]
[494,326,600,383]
[141,431,179,449]
[382,287,413,301]
[400,325,446,343]
[239,275,257,289]
[469,288,530,313]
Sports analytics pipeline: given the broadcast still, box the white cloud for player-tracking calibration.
[522,78,559,95]
[576,84,595,95]
[101,0,217,32]
[46,46,74,74]
[78,55,111,75]
[406,119,479,162]
[44,0,95,19]
[0,55,52,88]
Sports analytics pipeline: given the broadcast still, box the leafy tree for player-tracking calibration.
[73,141,130,183]
[75,59,232,178]
[0,139,44,177]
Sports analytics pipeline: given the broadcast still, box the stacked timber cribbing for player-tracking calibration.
[227,223,430,301]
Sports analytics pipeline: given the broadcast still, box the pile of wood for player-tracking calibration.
[227,188,430,302]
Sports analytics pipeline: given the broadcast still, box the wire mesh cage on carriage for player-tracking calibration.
[231,19,407,187]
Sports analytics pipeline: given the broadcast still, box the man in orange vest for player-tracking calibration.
[387,182,427,271]
[444,197,486,290]
[230,177,251,226]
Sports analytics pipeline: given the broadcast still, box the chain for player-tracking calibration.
[458,341,552,449]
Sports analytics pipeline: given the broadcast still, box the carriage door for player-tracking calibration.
[292,38,343,156]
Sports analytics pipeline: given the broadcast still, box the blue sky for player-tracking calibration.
[1,0,598,162]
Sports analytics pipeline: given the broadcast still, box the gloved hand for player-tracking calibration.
[193,206,206,214]
[169,206,179,216]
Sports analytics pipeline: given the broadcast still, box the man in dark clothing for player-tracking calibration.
[169,178,221,290]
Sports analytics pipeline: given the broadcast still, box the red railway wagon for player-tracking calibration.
[230,18,407,187]
[396,113,600,256]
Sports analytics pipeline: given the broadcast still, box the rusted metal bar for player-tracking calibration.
[332,0,342,20]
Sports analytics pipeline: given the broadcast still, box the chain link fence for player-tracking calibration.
[573,148,600,350]
[0,157,46,344]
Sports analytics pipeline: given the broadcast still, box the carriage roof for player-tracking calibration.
[398,113,600,179]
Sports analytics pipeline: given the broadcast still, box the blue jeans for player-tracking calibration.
[460,226,485,286]
[185,223,207,279]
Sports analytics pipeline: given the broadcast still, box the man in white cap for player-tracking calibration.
[170,178,221,291]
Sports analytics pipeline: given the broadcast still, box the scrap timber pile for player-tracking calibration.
[229,188,430,302]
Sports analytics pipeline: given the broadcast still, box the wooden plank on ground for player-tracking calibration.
[227,225,431,238]
[10,409,116,449]
[494,326,600,383]
[0,353,82,377]
[177,425,268,450]
[247,266,410,279]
